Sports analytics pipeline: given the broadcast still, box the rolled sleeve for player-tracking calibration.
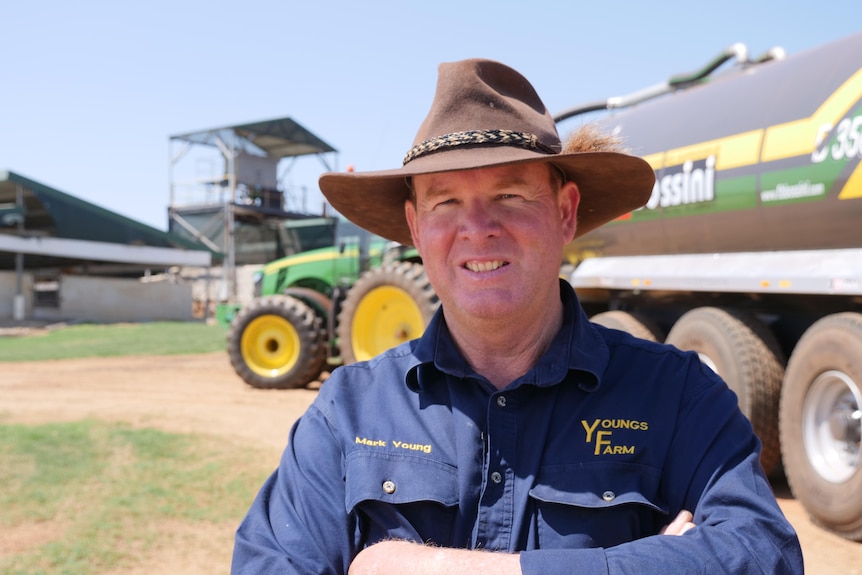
[521,548,609,575]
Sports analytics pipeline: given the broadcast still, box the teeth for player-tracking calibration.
[466,260,506,272]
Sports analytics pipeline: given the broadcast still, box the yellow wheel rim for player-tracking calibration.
[351,286,424,361]
[241,314,301,377]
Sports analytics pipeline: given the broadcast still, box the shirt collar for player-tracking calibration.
[406,280,607,392]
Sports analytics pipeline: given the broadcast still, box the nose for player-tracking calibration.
[459,199,500,240]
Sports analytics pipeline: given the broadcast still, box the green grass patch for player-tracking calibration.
[0,322,227,362]
[0,420,273,575]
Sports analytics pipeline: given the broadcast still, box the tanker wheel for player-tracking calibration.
[337,262,439,365]
[779,312,862,541]
[665,307,784,476]
[590,310,664,342]
[227,295,326,389]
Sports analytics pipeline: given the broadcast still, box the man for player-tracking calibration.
[232,59,802,574]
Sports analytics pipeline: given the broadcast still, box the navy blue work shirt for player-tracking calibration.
[232,281,802,574]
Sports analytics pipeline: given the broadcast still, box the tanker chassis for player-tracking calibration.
[558,31,862,541]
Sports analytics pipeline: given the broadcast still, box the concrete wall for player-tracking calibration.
[0,271,32,319]
[0,271,194,323]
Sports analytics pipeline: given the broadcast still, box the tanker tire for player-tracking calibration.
[665,307,784,476]
[337,262,439,365]
[227,295,326,389]
[590,310,664,342]
[779,312,862,541]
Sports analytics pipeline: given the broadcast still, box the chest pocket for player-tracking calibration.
[346,450,459,547]
[529,461,668,549]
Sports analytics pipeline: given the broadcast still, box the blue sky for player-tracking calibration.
[3,1,860,230]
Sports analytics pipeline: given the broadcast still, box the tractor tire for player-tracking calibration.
[665,307,784,476]
[590,310,664,342]
[337,262,439,365]
[283,286,332,320]
[779,312,862,541]
[284,286,337,357]
[227,295,326,389]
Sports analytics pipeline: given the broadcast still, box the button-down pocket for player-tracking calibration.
[346,450,459,547]
[529,462,668,548]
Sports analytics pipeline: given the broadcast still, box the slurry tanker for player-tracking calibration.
[556,31,862,541]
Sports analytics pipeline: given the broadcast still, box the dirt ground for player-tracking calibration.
[1,352,859,573]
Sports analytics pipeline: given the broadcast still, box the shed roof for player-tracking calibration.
[0,170,215,272]
[170,116,337,158]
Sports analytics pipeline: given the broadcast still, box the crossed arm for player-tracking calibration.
[348,511,696,575]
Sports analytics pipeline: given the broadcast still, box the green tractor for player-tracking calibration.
[226,218,438,389]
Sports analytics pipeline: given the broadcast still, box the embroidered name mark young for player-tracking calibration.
[355,437,432,454]
[581,419,648,456]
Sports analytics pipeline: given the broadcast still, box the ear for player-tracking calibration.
[404,198,422,252]
[559,180,580,243]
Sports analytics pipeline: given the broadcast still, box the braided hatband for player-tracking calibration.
[403,129,557,165]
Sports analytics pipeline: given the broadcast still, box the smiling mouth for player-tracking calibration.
[465,260,508,272]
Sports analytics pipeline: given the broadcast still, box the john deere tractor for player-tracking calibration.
[226,218,438,389]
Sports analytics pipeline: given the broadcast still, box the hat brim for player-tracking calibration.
[319,147,655,247]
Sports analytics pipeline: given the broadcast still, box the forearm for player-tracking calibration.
[348,511,695,575]
[348,541,521,575]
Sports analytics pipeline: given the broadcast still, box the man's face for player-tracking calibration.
[405,162,580,325]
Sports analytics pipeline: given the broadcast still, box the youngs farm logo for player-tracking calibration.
[644,155,716,211]
[581,418,649,456]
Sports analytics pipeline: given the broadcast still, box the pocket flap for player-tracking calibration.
[529,462,667,513]
[345,451,459,513]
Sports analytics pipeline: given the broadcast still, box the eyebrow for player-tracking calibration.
[418,170,532,201]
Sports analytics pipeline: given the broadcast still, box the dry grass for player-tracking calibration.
[0,419,272,575]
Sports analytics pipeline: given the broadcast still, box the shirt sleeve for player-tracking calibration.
[231,401,355,575]
[520,355,803,575]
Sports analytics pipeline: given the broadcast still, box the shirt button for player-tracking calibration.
[491,471,503,484]
[602,490,616,502]
[382,480,396,494]
[496,396,507,408]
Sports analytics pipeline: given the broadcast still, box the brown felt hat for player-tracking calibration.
[319,58,655,246]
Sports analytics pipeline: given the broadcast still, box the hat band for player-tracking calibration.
[403,129,557,165]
